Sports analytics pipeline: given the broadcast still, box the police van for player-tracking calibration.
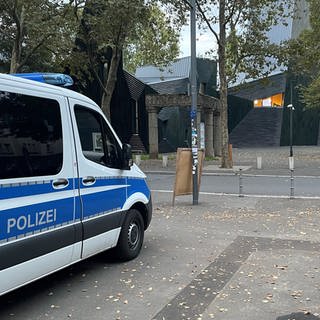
[0,73,152,296]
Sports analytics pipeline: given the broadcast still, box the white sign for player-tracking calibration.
[200,122,205,149]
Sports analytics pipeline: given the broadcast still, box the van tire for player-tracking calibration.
[116,209,144,261]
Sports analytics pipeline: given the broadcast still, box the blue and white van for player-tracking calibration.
[0,73,152,296]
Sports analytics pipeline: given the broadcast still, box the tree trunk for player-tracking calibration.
[218,0,232,168]
[10,45,19,73]
[100,47,122,121]
[10,3,25,73]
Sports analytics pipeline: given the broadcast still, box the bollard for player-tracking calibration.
[290,169,294,199]
[289,156,294,170]
[257,156,262,169]
[239,168,244,197]
[162,155,168,167]
[135,154,141,166]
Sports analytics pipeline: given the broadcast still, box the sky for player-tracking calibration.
[178,7,295,85]
[179,24,217,58]
[178,2,295,59]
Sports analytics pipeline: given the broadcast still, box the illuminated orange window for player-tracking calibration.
[253,93,284,108]
[271,93,284,107]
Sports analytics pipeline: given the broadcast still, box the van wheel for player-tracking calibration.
[116,209,144,261]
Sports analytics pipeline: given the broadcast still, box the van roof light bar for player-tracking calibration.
[12,73,74,87]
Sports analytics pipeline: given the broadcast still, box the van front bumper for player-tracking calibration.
[145,195,152,230]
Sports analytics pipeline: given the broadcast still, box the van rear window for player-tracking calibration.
[0,91,63,179]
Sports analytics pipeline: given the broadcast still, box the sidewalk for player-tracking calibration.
[150,191,320,320]
[1,148,319,320]
[137,146,320,177]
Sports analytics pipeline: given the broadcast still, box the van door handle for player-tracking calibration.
[52,178,69,189]
[82,176,96,186]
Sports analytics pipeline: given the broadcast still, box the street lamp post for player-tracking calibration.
[287,103,294,170]
[289,80,294,158]
[288,104,294,157]
[182,0,198,205]
[190,0,198,205]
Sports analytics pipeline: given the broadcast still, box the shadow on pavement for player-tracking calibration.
[0,250,119,308]
[277,313,320,320]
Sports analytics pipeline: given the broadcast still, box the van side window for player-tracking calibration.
[0,91,63,179]
[74,105,121,168]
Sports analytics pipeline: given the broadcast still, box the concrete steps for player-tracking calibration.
[230,107,283,148]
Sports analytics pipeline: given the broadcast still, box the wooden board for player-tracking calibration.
[172,148,204,205]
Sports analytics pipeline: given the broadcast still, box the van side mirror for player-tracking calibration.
[122,144,133,170]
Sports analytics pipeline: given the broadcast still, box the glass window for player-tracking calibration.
[74,106,121,168]
[0,91,63,179]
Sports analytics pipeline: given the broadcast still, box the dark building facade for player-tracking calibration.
[135,57,218,153]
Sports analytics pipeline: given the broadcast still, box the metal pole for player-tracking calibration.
[239,169,244,197]
[289,105,293,157]
[290,168,294,199]
[190,0,198,205]
[289,81,293,157]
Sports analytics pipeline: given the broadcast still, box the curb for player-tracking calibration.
[144,170,320,179]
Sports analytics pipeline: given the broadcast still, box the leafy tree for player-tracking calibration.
[162,0,293,168]
[123,4,179,73]
[70,0,180,119]
[198,0,295,168]
[1,0,180,122]
[0,0,82,73]
[284,0,320,108]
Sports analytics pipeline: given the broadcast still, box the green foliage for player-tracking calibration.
[67,0,181,117]
[160,0,294,86]
[83,0,147,50]
[124,4,180,73]
[284,0,320,109]
[0,0,179,83]
[140,154,150,160]
[166,0,294,168]
[166,0,293,82]
[204,155,219,161]
[224,0,293,83]
[302,77,320,109]
[0,0,82,72]
[280,73,320,146]
[68,0,150,93]
[78,0,180,72]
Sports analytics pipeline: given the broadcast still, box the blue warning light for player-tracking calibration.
[12,73,74,87]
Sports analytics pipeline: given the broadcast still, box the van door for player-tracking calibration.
[0,89,77,295]
[69,100,127,258]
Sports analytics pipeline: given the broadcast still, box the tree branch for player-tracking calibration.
[11,0,20,28]
[226,1,244,27]
[195,0,220,46]
[91,65,109,95]
[231,52,251,75]
[225,1,237,25]
[85,39,109,96]
[2,0,13,12]
[18,34,53,69]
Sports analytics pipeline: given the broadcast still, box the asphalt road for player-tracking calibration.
[1,192,320,319]
[146,173,320,198]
